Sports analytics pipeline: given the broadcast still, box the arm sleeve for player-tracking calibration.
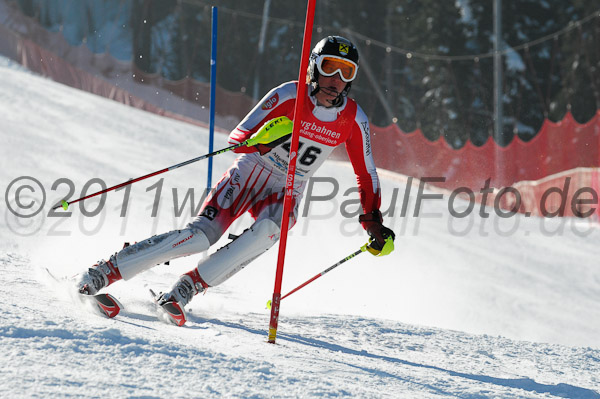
[228,82,297,154]
[345,105,381,214]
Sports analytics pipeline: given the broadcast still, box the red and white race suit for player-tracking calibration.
[232,81,380,203]
[191,81,381,241]
[113,81,382,289]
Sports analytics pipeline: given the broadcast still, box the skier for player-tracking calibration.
[76,35,395,320]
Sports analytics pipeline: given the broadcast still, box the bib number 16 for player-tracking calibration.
[281,142,322,166]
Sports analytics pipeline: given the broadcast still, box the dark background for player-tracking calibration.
[14,0,600,148]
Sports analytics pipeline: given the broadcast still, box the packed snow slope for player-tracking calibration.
[1,56,599,398]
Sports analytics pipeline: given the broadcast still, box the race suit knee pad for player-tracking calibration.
[196,218,280,287]
[116,228,210,280]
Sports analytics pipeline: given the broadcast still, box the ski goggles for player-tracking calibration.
[315,55,359,82]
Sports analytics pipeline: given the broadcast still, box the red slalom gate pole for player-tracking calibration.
[268,0,316,344]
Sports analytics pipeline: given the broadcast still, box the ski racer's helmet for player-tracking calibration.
[308,35,359,101]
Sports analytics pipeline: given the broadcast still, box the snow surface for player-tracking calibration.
[1,55,599,398]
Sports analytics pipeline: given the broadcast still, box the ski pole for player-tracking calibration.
[266,242,370,309]
[53,116,293,211]
[52,143,244,211]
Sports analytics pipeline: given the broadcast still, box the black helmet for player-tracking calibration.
[308,36,359,102]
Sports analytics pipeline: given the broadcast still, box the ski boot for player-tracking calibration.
[76,257,122,295]
[152,270,208,326]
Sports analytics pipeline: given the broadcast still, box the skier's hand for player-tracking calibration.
[246,116,292,155]
[254,133,291,155]
[246,116,293,147]
[359,210,395,256]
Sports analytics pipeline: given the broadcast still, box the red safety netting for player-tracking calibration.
[353,112,600,190]
[330,115,599,217]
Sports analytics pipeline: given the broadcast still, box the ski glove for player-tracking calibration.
[255,133,292,155]
[245,116,293,155]
[359,210,395,256]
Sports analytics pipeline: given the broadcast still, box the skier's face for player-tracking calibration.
[315,73,347,107]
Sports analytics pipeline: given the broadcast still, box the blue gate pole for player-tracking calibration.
[207,6,218,190]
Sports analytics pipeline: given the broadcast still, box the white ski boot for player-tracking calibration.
[152,270,208,326]
[156,273,202,307]
[76,257,122,295]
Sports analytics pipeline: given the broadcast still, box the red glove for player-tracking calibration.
[359,210,396,251]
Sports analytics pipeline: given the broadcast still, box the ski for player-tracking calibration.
[149,289,187,327]
[79,292,122,318]
[45,267,122,319]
